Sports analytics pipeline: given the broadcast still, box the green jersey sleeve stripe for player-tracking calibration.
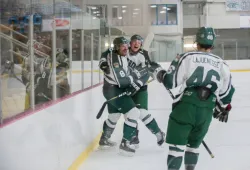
[219,76,232,98]
[219,85,235,105]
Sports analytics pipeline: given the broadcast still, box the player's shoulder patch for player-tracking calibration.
[113,62,119,68]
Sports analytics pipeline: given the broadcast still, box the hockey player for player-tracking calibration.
[21,48,70,105]
[21,55,53,105]
[99,37,149,156]
[99,34,165,148]
[148,27,235,170]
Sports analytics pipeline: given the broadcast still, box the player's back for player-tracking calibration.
[172,51,227,108]
[179,51,224,93]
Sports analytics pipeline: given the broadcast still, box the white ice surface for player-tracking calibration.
[80,72,250,170]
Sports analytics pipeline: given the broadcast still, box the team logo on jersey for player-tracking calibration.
[113,62,119,68]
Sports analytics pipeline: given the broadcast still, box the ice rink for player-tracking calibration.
[80,72,250,170]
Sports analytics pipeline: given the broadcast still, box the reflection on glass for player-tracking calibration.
[0,0,111,122]
[87,5,107,19]
[0,0,48,119]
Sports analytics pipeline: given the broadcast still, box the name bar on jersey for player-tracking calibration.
[193,56,220,68]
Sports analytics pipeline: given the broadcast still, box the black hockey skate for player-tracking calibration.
[130,129,140,149]
[99,134,116,150]
[119,138,136,156]
[156,131,165,147]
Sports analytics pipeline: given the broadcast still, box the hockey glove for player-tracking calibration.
[148,62,167,83]
[99,59,110,74]
[213,103,232,123]
[130,65,148,80]
[126,80,143,96]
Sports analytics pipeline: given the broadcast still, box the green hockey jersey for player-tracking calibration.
[163,52,235,106]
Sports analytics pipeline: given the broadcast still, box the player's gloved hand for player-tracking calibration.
[130,65,148,80]
[99,59,110,74]
[213,103,232,123]
[126,80,143,96]
[148,62,166,83]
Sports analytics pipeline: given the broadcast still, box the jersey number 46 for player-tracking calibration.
[186,66,220,92]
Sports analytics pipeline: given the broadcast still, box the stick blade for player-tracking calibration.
[96,102,107,119]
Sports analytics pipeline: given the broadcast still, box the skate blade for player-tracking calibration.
[98,145,116,150]
[118,149,135,157]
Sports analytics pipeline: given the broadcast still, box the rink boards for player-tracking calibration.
[0,60,249,170]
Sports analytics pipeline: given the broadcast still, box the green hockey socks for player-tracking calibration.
[184,147,199,170]
[167,145,185,170]
[167,145,199,170]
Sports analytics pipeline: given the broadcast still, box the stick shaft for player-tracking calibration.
[202,141,214,158]
[96,79,154,119]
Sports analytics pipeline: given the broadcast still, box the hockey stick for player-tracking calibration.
[166,87,215,158]
[202,141,214,158]
[96,91,127,119]
[96,79,154,119]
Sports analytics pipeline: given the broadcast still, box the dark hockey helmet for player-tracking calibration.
[196,27,216,46]
[130,34,144,44]
[113,37,129,50]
